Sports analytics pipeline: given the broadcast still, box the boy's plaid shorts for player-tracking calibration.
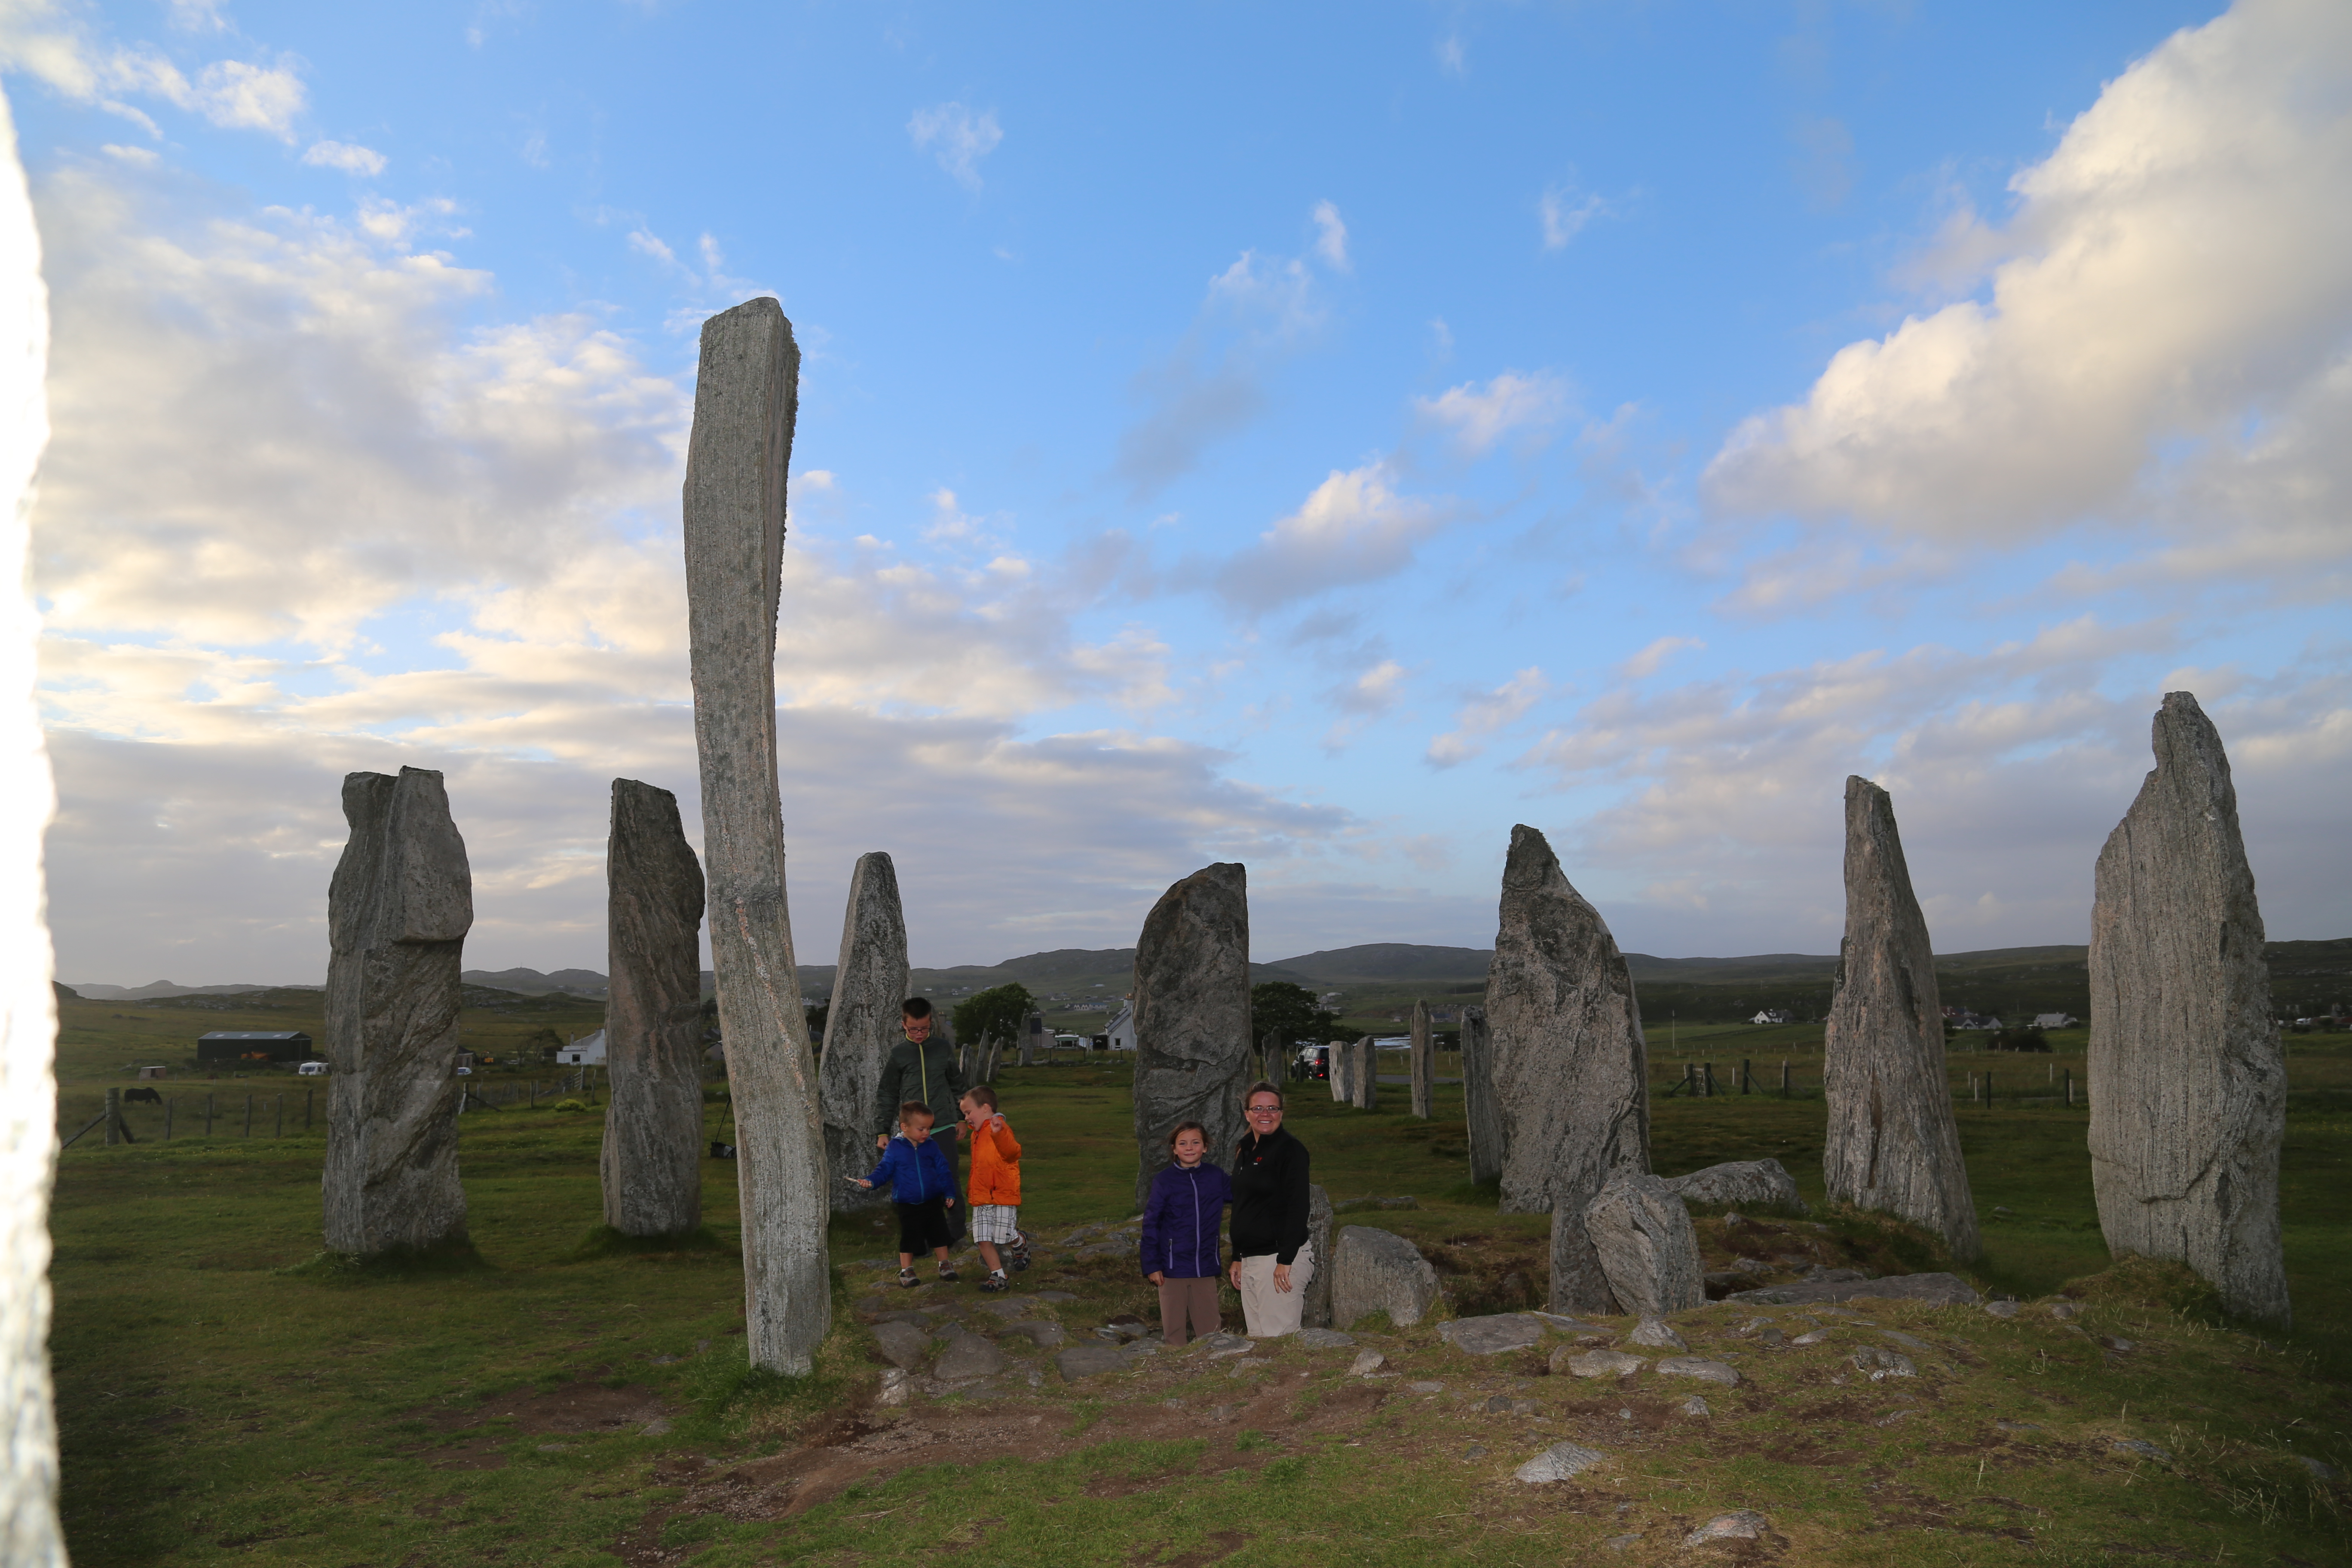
[968,1204,1021,1244]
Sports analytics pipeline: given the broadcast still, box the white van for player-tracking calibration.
[296,1060,329,1076]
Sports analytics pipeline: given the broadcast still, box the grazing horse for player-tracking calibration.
[122,1087,163,1105]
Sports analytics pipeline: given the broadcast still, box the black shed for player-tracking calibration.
[198,1030,315,1063]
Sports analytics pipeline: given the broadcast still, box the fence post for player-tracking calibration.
[205,1094,214,1136]
[104,1087,122,1147]
[2064,1068,2074,1107]
[1986,1069,1994,1109]
[275,1098,283,1139]
[1741,1057,1752,1095]
[1703,1063,1717,1097]
[1780,1060,1791,1097]
[164,1097,173,1141]
[244,1095,253,1136]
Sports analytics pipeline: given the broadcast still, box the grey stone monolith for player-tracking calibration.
[1328,1038,1351,1102]
[1584,1172,1705,1318]
[1488,824,1651,1315]
[683,297,828,1374]
[1331,1225,1440,1329]
[817,852,907,1216]
[1409,999,1434,1118]
[322,767,472,1257]
[1461,1004,1503,1184]
[2089,692,2288,1327]
[1821,778,1980,1262]
[1351,1036,1378,1111]
[1303,1183,1335,1329]
[1660,1158,1807,1215]
[1130,862,1251,1209]
[600,779,707,1238]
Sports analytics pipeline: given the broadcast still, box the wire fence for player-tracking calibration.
[59,1072,609,1151]
[1654,1056,2088,1109]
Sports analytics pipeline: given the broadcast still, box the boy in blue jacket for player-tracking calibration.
[1139,1121,1233,1345]
[856,1101,960,1287]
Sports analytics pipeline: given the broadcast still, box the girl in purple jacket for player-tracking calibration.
[1140,1122,1233,1346]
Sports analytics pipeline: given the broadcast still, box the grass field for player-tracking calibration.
[46,996,2352,1566]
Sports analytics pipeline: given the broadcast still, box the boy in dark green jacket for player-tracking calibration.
[872,997,968,1193]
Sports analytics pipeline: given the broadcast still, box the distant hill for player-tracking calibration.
[459,967,609,997]
[1261,943,1495,981]
[67,980,276,1000]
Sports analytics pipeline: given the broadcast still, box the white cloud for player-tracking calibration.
[1426,666,1547,767]
[0,5,308,139]
[1415,369,1569,457]
[1320,658,1409,750]
[1436,34,1466,77]
[798,469,836,492]
[301,139,385,177]
[1540,184,1605,250]
[907,101,1002,191]
[1213,463,1449,614]
[1619,635,1705,680]
[1311,199,1349,271]
[1704,0,2352,590]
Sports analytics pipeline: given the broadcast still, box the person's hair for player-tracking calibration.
[1243,1080,1284,1109]
[1167,1120,1207,1152]
[897,1100,934,1124]
[961,1084,997,1111]
[902,996,933,1020]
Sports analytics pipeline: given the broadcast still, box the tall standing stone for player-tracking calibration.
[322,767,472,1257]
[683,297,828,1374]
[1328,1038,1351,1102]
[1461,1004,1503,1184]
[601,779,707,1238]
[1409,999,1434,1118]
[1488,825,1650,1316]
[1351,1037,1378,1111]
[1131,863,1252,1208]
[1302,1183,1335,1328]
[1821,778,1981,1262]
[2089,693,2288,1327]
[816,852,906,1216]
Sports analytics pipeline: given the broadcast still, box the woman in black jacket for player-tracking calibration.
[1225,1081,1313,1337]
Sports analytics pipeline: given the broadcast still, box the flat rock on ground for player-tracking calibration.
[1294,1328,1355,1349]
[1661,1159,1807,1214]
[934,1331,1004,1382]
[1053,1344,1130,1382]
[867,1322,931,1371]
[998,1320,1064,1349]
[1560,1349,1645,1378]
[1727,1271,1979,1308]
[1626,1318,1687,1350]
[1686,1511,1770,1544]
[1654,1357,1740,1386]
[1438,1314,1545,1356]
[1515,1442,1608,1483]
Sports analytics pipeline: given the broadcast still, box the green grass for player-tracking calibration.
[47,1016,2352,1565]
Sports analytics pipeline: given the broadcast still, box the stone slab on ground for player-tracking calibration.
[934,1331,1004,1382]
[1560,1349,1645,1378]
[1726,1271,1979,1308]
[1626,1318,1687,1351]
[1437,1314,1545,1356]
[1660,1159,1808,1214]
[1654,1357,1740,1386]
[1686,1512,1770,1545]
[1515,1442,1608,1483]
[1295,1328,1355,1349]
[1347,1350,1386,1376]
[998,1320,1065,1349]
[1054,1344,1130,1382]
[867,1322,930,1370]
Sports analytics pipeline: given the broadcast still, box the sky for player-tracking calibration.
[5,0,2348,985]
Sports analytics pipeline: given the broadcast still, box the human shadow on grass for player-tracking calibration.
[273,1236,490,1281]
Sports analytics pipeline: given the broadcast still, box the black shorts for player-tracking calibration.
[895,1197,954,1255]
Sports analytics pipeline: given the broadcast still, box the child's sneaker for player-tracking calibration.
[937,1263,960,1283]
[978,1271,1009,1292]
[897,1267,919,1289]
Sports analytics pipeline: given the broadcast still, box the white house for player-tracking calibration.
[557,1029,606,1066]
[1750,1010,1792,1026]
[1107,1001,1137,1051]
[2031,1013,2077,1030]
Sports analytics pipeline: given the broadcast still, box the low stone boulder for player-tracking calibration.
[1295,1327,1355,1350]
[1515,1442,1607,1483]
[1558,1348,1645,1378]
[1660,1159,1808,1214]
[1054,1344,1130,1382]
[1626,1317,1688,1351]
[1585,1173,1705,1318]
[1438,1314,1545,1356]
[999,1319,1065,1349]
[934,1329,1004,1382]
[1331,1225,1441,1329]
[1726,1271,1979,1308]
[867,1321,931,1370]
[1655,1357,1740,1386]
[1685,1511,1770,1545]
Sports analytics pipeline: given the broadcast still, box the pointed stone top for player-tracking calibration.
[1505,824,1559,887]
[2150,690,2234,798]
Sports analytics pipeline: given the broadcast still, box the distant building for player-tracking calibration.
[557,1029,606,1066]
[197,1030,313,1063]
[2031,1013,2076,1030]
[1106,1002,1137,1051]
[1749,1010,1792,1026]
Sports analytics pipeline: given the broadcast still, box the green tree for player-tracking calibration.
[951,983,1036,1053]
[1250,980,1340,1054]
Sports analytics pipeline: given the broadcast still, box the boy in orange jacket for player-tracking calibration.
[958,1085,1028,1291]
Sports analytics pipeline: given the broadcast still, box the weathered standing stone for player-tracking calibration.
[1822,778,1981,1262]
[1409,999,1434,1118]
[1130,863,1252,1209]
[817,852,908,1216]
[1351,1037,1378,1111]
[2090,692,2289,1327]
[1488,825,1651,1315]
[683,297,829,1374]
[1584,1173,1706,1319]
[1659,1158,1807,1214]
[322,767,472,1257]
[1461,1004,1502,1184]
[1328,1039,1351,1102]
[600,779,707,1238]
[1302,1183,1335,1329]
[1330,1225,1440,1329]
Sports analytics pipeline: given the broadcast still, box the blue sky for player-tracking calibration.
[7,0,2347,982]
